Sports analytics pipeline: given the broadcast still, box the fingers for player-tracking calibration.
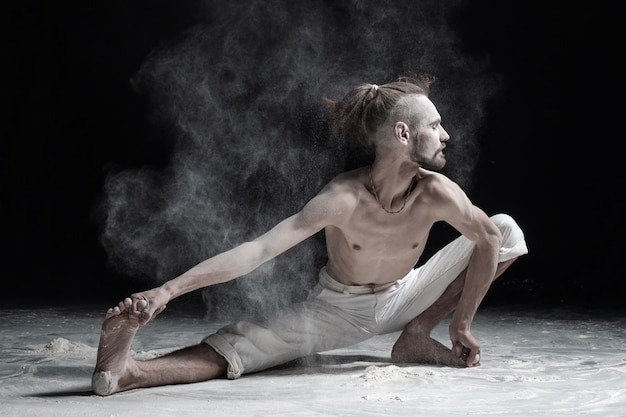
[472,352,481,366]
[453,341,481,367]
[462,347,480,367]
[136,299,149,312]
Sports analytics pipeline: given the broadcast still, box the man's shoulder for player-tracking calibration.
[415,169,466,205]
[315,168,365,209]
[417,168,455,189]
[299,169,363,224]
[327,167,367,191]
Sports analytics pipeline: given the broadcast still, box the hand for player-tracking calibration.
[129,287,169,325]
[449,326,481,367]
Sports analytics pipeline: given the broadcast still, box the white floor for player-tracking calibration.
[1,305,625,417]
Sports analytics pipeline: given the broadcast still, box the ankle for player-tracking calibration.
[404,321,432,337]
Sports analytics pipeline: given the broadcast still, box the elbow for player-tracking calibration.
[484,228,502,253]
[475,227,502,254]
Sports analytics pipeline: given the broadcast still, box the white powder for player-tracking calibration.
[38,337,95,358]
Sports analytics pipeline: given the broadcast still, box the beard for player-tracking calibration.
[412,149,446,170]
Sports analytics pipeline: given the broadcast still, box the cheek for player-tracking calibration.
[411,139,422,155]
[417,133,437,150]
[414,134,429,152]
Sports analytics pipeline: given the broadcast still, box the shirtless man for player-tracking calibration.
[92,76,528,396]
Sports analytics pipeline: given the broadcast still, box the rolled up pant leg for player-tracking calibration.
[203,290,375,379]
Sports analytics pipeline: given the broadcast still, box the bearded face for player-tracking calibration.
[407,97,449,170]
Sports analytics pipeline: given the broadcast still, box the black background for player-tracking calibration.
[3,1,624,313]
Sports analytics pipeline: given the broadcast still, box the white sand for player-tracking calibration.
[1,306,625,416]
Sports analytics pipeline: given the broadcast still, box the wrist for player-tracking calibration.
[450,315,471,332]
[158,282,176,302]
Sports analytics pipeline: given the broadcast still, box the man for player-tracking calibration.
[92,76,528,396]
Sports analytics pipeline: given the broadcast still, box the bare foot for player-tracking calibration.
[92,298,145,396]
[390,328,479,367]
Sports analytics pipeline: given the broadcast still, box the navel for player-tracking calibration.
[353,244,361,250]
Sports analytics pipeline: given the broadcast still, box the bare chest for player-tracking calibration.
[326,197,436,269]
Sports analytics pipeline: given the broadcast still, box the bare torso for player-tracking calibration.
[324,166,441,286]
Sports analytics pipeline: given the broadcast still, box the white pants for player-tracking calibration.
[204,213,528,379]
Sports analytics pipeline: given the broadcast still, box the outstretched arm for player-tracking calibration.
[116,179,357,323]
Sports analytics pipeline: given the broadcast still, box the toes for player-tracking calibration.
[114,298,133,313]
[117,300,127,312]
[104,305,124,319]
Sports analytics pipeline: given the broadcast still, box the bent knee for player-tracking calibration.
[490,214,522,244]
[490,213,528,261]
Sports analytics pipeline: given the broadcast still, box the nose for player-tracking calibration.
[440,125,450,142]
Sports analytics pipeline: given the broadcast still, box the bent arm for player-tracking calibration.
[449,206,501,330]
[432,177,501,363]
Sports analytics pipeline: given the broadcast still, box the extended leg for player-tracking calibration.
[390,258,516,366]
[92,299,227,396]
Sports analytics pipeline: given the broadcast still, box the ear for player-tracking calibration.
[394,122,410,145]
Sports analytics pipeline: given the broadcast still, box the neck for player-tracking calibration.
[368,159,418,214]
